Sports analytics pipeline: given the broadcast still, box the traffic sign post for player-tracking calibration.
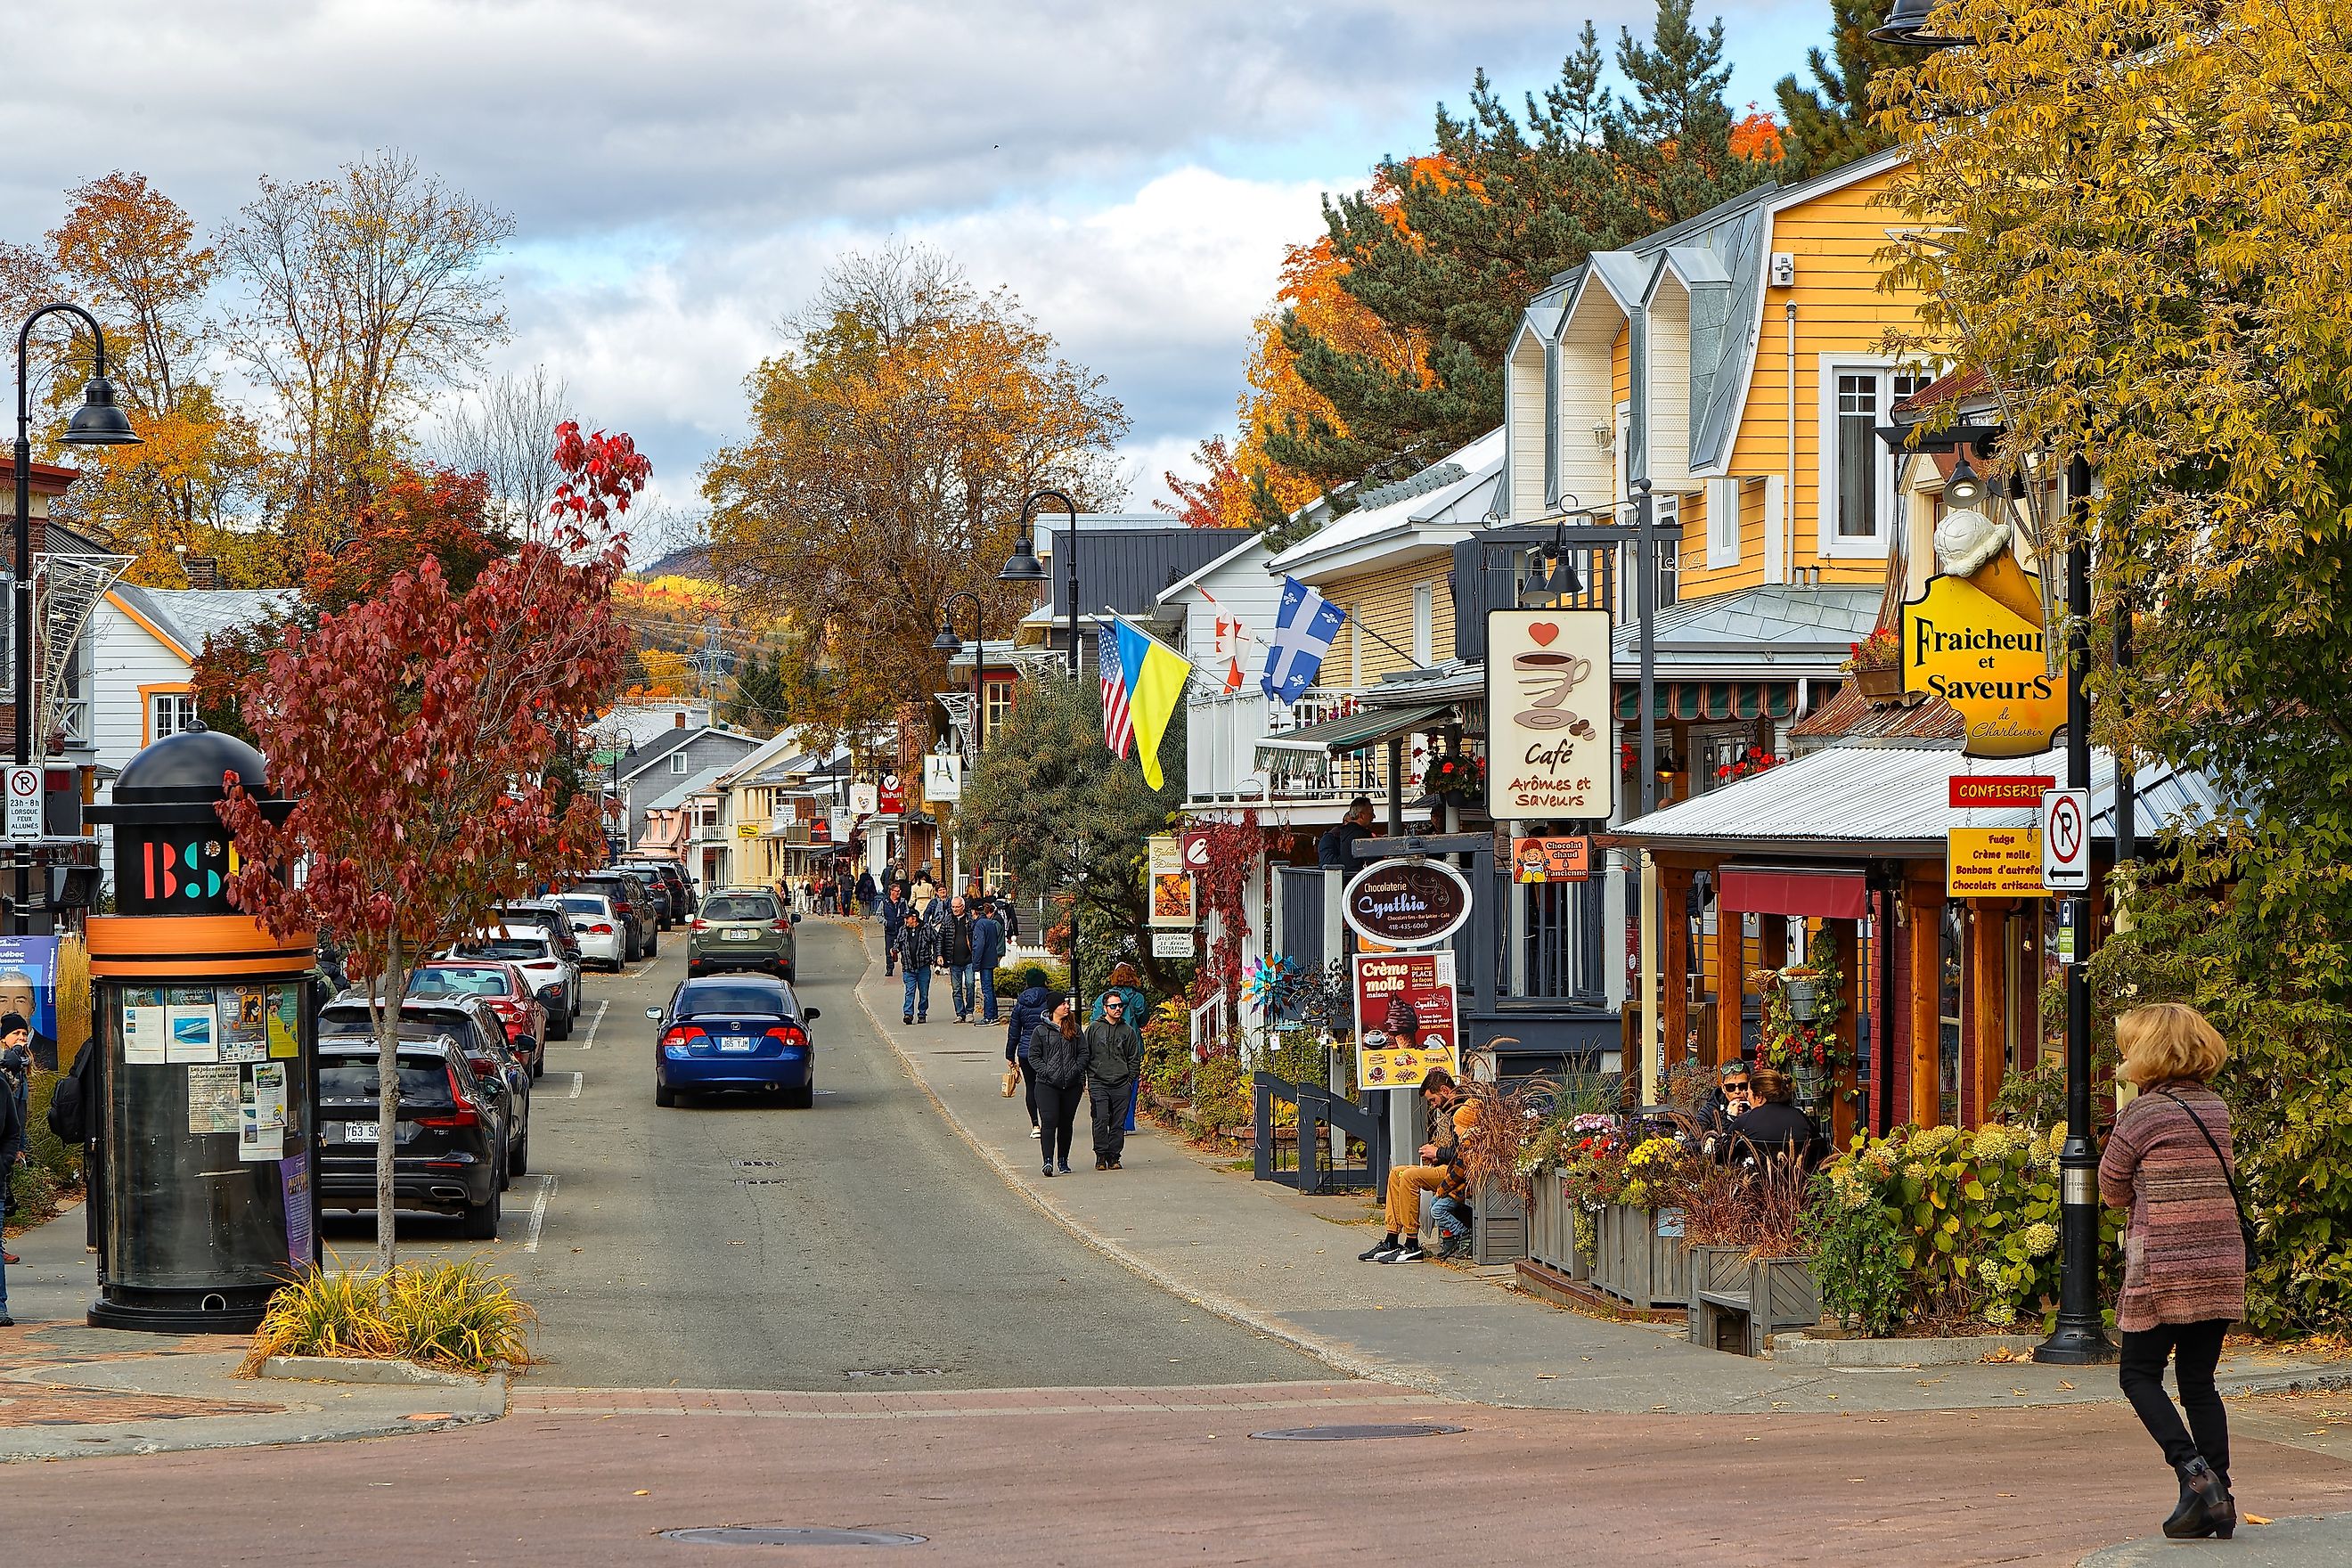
[2039,788,2090,892]
[4,765,42,840]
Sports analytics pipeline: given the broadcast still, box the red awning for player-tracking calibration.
[1718,869,1869,920]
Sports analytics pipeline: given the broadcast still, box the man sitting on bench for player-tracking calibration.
[1360,1068,1477,1264]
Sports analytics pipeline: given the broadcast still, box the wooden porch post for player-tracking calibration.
[1970,898,2009,1126]
[1713,895,1743,1070]
[1661,863,1693,1072]
[1760,915,1788,973]
[1832,919,1862,1148]
[1907,878,1944,1127]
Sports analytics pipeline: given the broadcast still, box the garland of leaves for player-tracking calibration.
[1186,809,1261,1057]
[1749,927,1857,1103]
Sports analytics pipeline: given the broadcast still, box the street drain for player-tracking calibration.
[734,1159,784,1167]
[662,1527,926,1548]
[736,1178,791,1186]
[1249,1423,1466,1441]
[845,1367,945,1379]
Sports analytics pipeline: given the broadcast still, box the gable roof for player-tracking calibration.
[109,584,300,662]
[1270,427,1505,577]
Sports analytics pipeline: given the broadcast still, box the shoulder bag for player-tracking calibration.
[2155,1088,2258,1265]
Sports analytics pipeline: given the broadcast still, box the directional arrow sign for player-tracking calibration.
[2040,788,2090,892]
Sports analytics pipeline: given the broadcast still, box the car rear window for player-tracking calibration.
[555,894,610,915]
[409,967,512,998]
[677,982,789,1018]
[454,937,550,960]
[319,1058,456,1107]
[703,894,777,922]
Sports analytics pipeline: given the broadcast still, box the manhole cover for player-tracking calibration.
[662,1527,926,1548]
[1249,1423,1466,1441]
[845,1367,945,1379]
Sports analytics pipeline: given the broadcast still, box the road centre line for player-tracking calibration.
[523,1172,557,1254]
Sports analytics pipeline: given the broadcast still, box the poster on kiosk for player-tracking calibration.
[1352,950,1460,1091]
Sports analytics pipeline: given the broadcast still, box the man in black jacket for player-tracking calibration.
[878,885,909,976]
[1317,797,1378,870]
[1082,992,1146,1170]
[941,896,978,1023]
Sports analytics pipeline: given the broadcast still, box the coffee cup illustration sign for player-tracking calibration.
[1485,608,1614,822]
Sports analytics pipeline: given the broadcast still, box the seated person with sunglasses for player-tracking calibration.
[1720,1067,1817,1164]
[1698,1061,1752,1157]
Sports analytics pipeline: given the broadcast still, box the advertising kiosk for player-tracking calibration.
[82,726,315,1333]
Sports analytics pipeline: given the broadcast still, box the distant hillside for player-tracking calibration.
[634,543,715,580]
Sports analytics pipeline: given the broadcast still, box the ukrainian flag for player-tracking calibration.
[1112,613,1192,791]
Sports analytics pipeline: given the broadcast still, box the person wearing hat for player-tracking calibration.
[1091,963,1149,1132]
[1002,967,1056,1136]
[0,1010,28,1271]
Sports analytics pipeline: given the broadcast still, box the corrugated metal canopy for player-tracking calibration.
[1255,701,1453,759]
[1615,744,2219,853]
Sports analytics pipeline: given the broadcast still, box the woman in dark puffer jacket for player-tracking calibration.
[1025,995,1088,1179]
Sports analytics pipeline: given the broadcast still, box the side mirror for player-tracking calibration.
[645,1007,664,1021]
[802,1007,821,1023]
[513,1036,537,1056]
[792,912,804,925]
[538,984,564,1004]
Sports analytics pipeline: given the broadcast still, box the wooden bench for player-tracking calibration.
[1688,1258,1821,1357]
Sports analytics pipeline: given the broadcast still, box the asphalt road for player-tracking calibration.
[325,917,1315,1391]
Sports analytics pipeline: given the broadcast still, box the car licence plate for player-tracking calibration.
[339,1121,381,1143]
[725,928,756,942]
[718,1035,755,1051]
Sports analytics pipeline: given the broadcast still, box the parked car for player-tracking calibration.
[608,863,673,929]
[321,993,534,1180]
[408,960,550,1077]
[496,899,584,966]
[315,1030,505,1237]
[647,972,821,1108]
[687,886,798,980]
[551,890,626,970]
[568,871,655,960]
[445,927,579,1036]
[621,857,696,919]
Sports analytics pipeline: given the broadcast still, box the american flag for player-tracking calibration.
[1099,624,1134,758]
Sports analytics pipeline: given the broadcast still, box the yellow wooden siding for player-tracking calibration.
[1319,559,1456,684]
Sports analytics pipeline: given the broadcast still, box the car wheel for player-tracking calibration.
[462,1184,502,1240]
[655,1079,676,1107]
[510,1133,529,1178]
[784,1077,813,1110]
[551,1008,570,1042]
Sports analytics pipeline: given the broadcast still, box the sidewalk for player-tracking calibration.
[853,939,2351,1416]
[1,1203,503,1462]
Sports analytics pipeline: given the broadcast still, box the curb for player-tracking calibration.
[257,1355,510,1390]
[844,924,1441,1398]
[1768,1332,2046,1368]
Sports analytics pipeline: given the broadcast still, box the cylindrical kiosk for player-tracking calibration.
[82,726,315,1333]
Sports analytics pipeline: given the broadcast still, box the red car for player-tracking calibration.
[408,960,550,1077]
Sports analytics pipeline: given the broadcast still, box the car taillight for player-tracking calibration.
[660,1025,708,1049]
[690,918,707,932]
[588,922,615,935]
[465,1054,498,1077]
[765,1025,809,1049]
[420,1065,480,1126]
[771,921,790,935]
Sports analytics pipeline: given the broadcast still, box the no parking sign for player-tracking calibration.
[2040,788,2089,892]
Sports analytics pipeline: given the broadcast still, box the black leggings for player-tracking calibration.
[1033,1080,1082,1166]
[2119,1319,2232,1487]
[1019,1059,1038,1126]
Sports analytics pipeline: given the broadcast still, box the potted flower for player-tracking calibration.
[1714,745,1782,784]
[1842,626,1902,702]
[1425,750,1485,800]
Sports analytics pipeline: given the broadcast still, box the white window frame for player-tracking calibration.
[671,751,690,773]
[1411,583,1434,666]
[1705,476,1740,568]
[149,688,198,743]
[1816,355,1917,559]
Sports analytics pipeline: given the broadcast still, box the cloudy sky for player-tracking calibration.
[3,0,1827,519]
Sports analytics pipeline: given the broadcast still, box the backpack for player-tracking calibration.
[47,1041,98,1143]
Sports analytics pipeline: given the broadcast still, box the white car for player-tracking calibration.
[552,891,627,971]
[445,927,580,1040]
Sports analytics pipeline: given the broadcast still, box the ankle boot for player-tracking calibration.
[2163,1458,2228,1539]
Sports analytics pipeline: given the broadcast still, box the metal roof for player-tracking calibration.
[1614,743,2219,854]
[642,762,732,813]
[111,583,299,659]
[1612,584,1880,677]
[1038,524,1255,623]
[1255,701,1454,758]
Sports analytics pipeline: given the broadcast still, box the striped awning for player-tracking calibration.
[1613,680,1794,723]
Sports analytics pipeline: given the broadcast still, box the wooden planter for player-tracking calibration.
[1589,1203,1690,1308]
[1688,1254,1823,1357]
[1526,1171,1591,1279]
[1852,666,1903,702]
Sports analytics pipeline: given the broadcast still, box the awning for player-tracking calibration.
[1254,701,1453,760]
[1718,867,1870,920]
[1613,680,1794,723]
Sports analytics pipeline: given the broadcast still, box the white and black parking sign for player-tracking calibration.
[2040,788,2090,892]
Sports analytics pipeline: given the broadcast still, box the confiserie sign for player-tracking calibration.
[1949,774,2055,809]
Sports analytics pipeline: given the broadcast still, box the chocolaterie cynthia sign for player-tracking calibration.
[1341,858,1472,948]
[1484,608,1615,822]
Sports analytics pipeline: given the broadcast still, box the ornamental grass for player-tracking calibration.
[238,1255,537,1376]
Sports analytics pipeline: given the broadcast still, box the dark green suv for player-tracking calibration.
[688,887,797,980]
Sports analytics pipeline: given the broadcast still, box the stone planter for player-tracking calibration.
[1589,1202,1689,1309]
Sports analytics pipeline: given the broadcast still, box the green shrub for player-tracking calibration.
[1185,1054,1250,1142]
[7,1068,78,1229]
[1802,1169,1910,1336]
[993,959,1068,997]
[241,1255,536,1376]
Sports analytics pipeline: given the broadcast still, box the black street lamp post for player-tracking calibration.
[998,489,1080,678]
[932,589,988,755]
[606,736,637,858]
[13,302,142,935]
[1872,3,2113,1366]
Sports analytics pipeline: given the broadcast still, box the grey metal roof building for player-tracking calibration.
[1024,519,1256,631]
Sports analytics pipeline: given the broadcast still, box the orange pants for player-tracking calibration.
[1385,1164,1447,1235]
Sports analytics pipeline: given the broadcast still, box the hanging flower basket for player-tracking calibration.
[1426,751,1485,798]
[1853,666,1905,702]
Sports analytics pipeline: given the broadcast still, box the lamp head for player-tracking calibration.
[1869,0,1968,48]
[998,534,1047,583]
[1544,550,1582,599]
[1945,452,1985,508]
[931,620,963,653]
[63,375,142,445]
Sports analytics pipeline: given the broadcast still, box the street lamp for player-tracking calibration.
[1000,489,1080,679]
[606,736,637,857]
[1945,452,1986,508]
[1875,0,2112,1367]
[932,589,988,755]
[14,303,140,935]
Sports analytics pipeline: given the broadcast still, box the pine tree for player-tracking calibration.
[1264,3,1773,491]
[1773,0,1906,177]
[726,648,791,734]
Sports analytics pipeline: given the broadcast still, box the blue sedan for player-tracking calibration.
[649,974,820,1108]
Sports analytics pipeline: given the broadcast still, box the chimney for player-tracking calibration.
[183,552,220,589]
[674,710,688,728]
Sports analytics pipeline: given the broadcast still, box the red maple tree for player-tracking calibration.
[219,423,648,1269]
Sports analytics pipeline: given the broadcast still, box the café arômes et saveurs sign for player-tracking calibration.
[1342,858,1473,949]
[1484,608,1615,822]
[1899,514,2069,759]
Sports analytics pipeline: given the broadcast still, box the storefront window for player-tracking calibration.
[1939,902,1964,1126]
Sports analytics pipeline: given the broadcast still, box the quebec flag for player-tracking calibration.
[1259,576,1349,704]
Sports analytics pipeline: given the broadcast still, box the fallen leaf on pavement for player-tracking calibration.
[2243,1514,2272,1526]
[633,1490,649,1498]
[2058,1380,2075,1389]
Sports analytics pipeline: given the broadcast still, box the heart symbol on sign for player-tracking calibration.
[1529,623,1558,646]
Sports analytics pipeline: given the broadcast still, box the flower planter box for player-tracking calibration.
[1688,1254,1822,1357]
[1588,1202,1689,1309]
[1526,1171,1590,1279]
[1852,666,1903,702]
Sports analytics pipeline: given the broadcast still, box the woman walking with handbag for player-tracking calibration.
[1025,995,1087,1179]
[2098,1002,2251,1540]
